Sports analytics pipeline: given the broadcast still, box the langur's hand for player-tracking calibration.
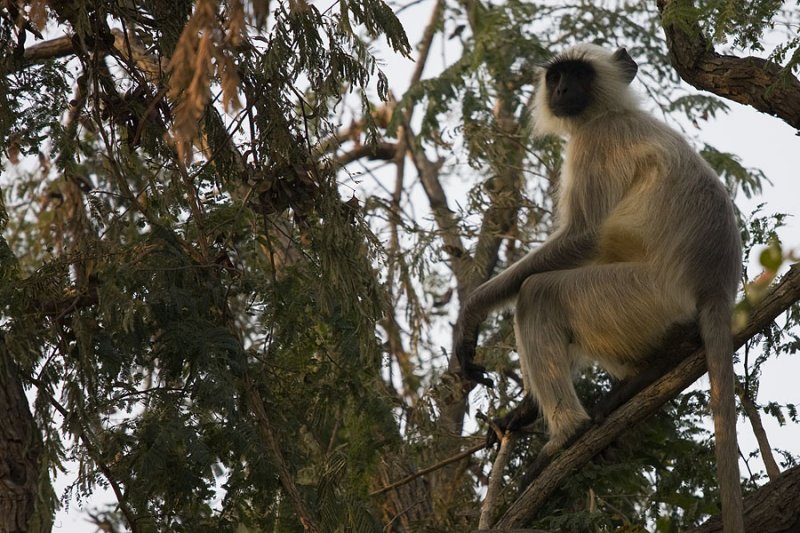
[453,321,494,388]
[484,412,513,448]
[462,360,494,388]
[485,396,539,447]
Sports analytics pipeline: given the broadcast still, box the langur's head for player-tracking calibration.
[532,44,640,136]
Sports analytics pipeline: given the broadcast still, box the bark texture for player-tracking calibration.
[0,339,41,532]
[659,0,800,129]
[687,465,800,533]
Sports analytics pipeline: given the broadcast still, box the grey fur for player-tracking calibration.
[453,44,744,531]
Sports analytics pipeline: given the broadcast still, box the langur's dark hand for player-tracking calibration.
[462,361,494,388]
[485,413,512,448]
[454,336,494,388]
[485,396,539,447]
[454,321,493,387]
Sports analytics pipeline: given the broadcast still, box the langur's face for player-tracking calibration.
[544,60,596,117]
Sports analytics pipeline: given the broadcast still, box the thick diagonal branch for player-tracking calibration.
[495,263,800,528]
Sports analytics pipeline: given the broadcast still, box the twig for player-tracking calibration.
[479,432,517,529]
[737,379,781,481]
[370,441,486,496]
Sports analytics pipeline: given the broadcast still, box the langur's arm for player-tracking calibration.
[454,228,597,385]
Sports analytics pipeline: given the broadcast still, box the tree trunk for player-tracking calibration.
[0,338,43,532]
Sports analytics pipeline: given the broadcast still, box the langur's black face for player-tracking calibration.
[545,60,596,117]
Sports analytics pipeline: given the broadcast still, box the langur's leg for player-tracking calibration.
[515,263,694,449]
[515,274,589,448]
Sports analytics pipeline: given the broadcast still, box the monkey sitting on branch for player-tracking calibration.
[453,44,744,532]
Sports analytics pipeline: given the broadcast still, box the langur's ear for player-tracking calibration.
[612,48,638,84]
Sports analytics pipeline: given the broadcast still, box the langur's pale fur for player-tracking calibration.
[454,43,744,532]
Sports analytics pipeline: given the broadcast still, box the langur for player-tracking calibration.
[453,44,744,531]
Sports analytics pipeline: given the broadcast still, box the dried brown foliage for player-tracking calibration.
[28,0,48,30]
[167,0,243,162]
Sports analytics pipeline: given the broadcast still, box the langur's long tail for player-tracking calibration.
[698,299,745,533]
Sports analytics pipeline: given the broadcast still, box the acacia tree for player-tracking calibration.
[1,1,799,532]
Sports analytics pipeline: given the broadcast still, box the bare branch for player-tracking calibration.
[479,432,517,529]
[686,465,800,533]
[22,35,73,61]
[335,142,398,166]
[0,35,73,74]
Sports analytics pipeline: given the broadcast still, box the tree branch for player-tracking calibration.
[402,0,466,279]
[397,1,475,445]
[495,263,800,528]
[244,376,322,533]
[0,34,74,73]
[479,431,517,529]
[686,464,800,533]
[737,380,781,482]
[452,0,527,300]
[370,441,485,497]
[658,0,800,129]
[335,141,398,166]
